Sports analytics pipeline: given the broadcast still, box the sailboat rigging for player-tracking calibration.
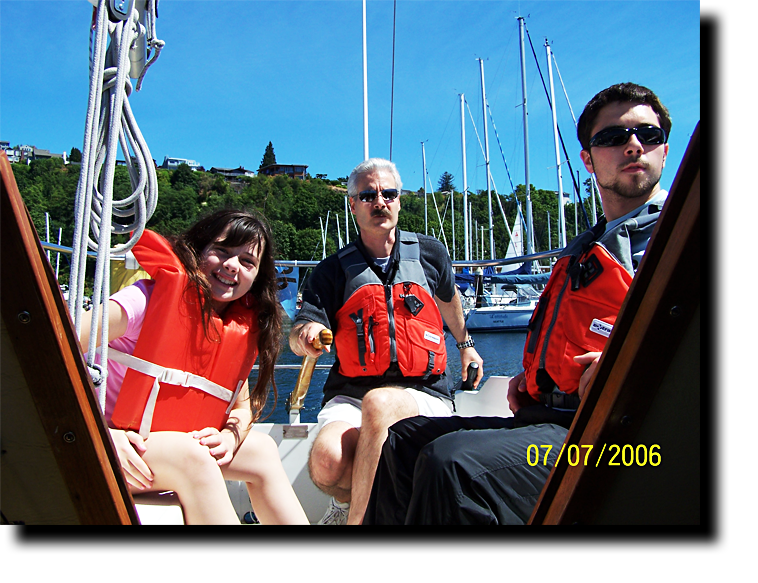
[522,21,592,232]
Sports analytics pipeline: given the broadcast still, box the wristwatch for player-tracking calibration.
[456,336,476,350]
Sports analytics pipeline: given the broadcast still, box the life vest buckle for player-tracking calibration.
[160,368,191,387]
[579,254,604,288]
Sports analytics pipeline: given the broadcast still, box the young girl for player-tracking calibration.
[80,209,308,525]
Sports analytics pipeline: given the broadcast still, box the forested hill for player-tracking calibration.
[12,158,597,272]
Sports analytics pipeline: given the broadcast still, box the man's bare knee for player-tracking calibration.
[361,388,417,429]
[309,438,346,487]
[308,442,331,476]
[308,424,358,490]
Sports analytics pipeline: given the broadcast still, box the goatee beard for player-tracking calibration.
[599,174,661,199]
[596,161,662,200]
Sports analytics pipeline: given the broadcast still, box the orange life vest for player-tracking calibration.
[109,230,259,437]
[522,204,661,402]
[523,241,631,400]
[334,231,447,379]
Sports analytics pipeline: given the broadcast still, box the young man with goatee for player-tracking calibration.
[362,82,671,525]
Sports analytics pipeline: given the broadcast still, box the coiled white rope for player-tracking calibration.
[68,0,163,413]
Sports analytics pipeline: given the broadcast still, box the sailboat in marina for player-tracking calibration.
[455,15,608,332]
[458,17,547,331]
[464,214,543,331]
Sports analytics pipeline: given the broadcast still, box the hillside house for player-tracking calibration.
[161,156,202,171]
[258,163,308,180]
[210,166,255,180]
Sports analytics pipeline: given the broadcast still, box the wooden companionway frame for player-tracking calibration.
[1,152,139,525]
[529,123,701,525]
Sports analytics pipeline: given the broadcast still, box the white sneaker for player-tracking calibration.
[318,497,349,525]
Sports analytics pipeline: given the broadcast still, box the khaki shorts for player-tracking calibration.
[316,389,453,431]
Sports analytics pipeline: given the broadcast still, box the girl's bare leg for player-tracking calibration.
[223,430,309,525]
[136,431,240,525]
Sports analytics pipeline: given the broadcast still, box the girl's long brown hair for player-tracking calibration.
[170,209,282,423]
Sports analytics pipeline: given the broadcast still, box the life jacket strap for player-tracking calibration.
[349,309,367,367]
[538,391,581,411]
[422,350,435,380]
[104,349,238,439]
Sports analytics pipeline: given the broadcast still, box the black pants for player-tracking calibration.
[363,414,569,525]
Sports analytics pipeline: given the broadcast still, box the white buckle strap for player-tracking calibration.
[103,349,236,439]
[226,380,245,415]
[140,378,161,440]
[159,368,191,387]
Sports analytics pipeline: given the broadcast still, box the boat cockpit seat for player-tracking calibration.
[132,481,254,525]
[454,376,514,418]
[132,491,185,525]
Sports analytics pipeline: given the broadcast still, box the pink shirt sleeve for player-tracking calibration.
[98,280,155,424]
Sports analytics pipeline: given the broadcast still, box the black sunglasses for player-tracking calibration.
[357,188,399,203]
[589,125,667,148]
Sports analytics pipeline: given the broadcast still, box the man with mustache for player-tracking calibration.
[290,158,483,525]
[362,82,672,525]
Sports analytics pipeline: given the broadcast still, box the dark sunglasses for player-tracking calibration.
[357,188,399,203]
[589,125,667,148]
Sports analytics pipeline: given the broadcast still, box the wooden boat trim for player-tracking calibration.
[1,151,138,525]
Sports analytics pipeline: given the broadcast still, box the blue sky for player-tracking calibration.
[2,0,699,197]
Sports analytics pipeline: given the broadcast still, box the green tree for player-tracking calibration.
[197,172,228,201]
[292,228,325,261]
[264,175,294,221]
[259,142,276,171]
[437,171,455,193]
[147,183,198,235]
[270,220,296,259]
[292,188,320,230]
[170,163,196,189]
[69,147,82,163]
[397,192,425,234]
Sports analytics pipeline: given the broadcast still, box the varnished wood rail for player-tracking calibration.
[1,152,138,524]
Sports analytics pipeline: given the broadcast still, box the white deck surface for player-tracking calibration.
[134,375,513,524]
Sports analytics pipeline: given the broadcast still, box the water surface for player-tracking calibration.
[255,322,527,424]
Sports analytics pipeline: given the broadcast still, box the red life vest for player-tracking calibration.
[522,202,662,402]
[334,231,447,379]
[522,240,631,400]
[109,230,259,436]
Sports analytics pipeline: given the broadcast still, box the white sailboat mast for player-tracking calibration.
[319,217,325,259]
[478,58,494,260]
[336,212,343,248]
[344,194,349,244]
[421,141,428,235]
[451,189,456,261]
[546,40,567,248]
[552,53,600,225]
[460,93,470,261]
[470,201,474,260]
[518,16,535,257]
[362,0,369,160]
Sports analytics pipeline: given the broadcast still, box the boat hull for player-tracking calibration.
[465,303,536,332]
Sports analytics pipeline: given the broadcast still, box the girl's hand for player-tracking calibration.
[193,427,237,466]
[109,428,153,490]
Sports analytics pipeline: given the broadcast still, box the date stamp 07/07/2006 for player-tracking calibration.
[527,443,661,468]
